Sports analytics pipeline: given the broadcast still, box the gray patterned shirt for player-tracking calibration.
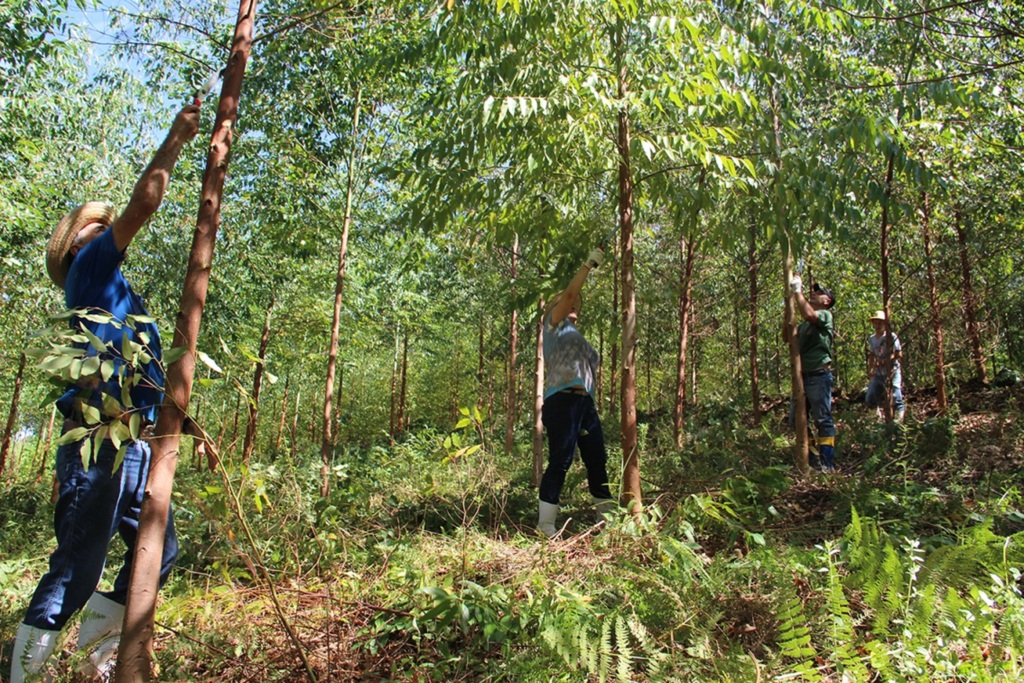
[543,312,600,400]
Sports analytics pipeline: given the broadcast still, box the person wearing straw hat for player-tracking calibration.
[10,103,200,683]
[788,276,837,472]
[865,310,905,422]
[536,248,616,538]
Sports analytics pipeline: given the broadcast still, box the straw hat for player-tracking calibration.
[868,310,886,321]
[46,202,117,288]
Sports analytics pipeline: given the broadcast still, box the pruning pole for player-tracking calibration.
[113,2,256,681]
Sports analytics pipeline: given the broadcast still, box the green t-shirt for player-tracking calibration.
[798,309,833,372]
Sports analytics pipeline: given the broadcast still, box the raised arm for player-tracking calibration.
[789,276,818,323]
[549,249,604,325]
[111,104,200,251]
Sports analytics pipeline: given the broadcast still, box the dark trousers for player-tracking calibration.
[22,429,178,631]
[539,392,612,505]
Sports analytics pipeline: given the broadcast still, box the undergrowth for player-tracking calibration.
[2,392,1023,681]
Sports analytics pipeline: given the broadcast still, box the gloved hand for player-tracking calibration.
[586,249,604,269]
[789,276,802,294]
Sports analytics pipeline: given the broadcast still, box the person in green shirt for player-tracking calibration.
[790,276,837,471]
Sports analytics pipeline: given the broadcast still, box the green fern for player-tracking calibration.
[824,542,870,681]
[776,584,821,682]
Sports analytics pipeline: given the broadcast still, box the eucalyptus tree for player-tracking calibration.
[403,0,755,512]
[115,2,262,678]
[715,0,838,473]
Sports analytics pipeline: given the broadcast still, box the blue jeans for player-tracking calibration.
[540,392,611,505]
[23,428,178,631]
[865,369,904,412]
[803,371,835,439]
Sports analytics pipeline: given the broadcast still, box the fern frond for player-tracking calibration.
[777,587,821,681]
[615,615,632,682]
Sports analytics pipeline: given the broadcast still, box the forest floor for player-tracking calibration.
[2,382,1024,681]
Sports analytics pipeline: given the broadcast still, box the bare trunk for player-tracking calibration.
[451,341,460,421]
[921,192,947,413]
[505,234,518,456]
[321,91,360,496]
[477,313,485,410]
[748,221,761,422]
[771,85,809,475]
[115,4,256,678]
[673,232,694,448]
[879,150,897,422]
[389,329,399,443]
[616,23,641,513]
[397,333,408,437]
[0,352,27,476]
[783,249,809,474]
[532,299,545,487]
[609,243,619,421]
[275,374,289,453]
[36,405,57,481]
[309,391,318,445]
[229,391,242,452]
[215,400,228,455]
[242,299,274,463]
[290,389,301,458]
[956,206,987,383]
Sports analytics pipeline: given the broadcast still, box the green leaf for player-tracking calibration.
[129,413,141,440]
[454,418,471,429]
[80,437,93,469]
[81,355,101,377]
[83,327,107,353]
[163,346,188,365]
[81,403,102,425]
[113,444,127,472]
[55,427,89,446]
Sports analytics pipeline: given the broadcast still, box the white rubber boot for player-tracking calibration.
[10,622,58,682]
[592,496,616,524]
[537,501,560,538]
[76,592,124,680]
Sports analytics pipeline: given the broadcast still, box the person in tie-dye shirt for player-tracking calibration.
[537,248,615,538]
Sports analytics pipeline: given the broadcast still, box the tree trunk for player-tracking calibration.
[616,22,641,513]
[748,221,761,422]
[321,90,360,497]
[397,332,408,437]
[673,231,694,448]
[389,328,399,443]
[115,4,255,678]
[242,298,274,463]
[783,249,809,474]
[921,192,948,413]
[770,84,809,475]
[451,341,460,422]
[229,391,242,452]
[0,352,27,476]
[609,240,619,421]
[477,313,485,410]
[275,374,289,453]
[290,389,301,458]
[532,299,545,487]
[308,391,318,447]
[36,405,57,482]
[956,206,987,383]
[505,234,518,456]
[879,150,897,422]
